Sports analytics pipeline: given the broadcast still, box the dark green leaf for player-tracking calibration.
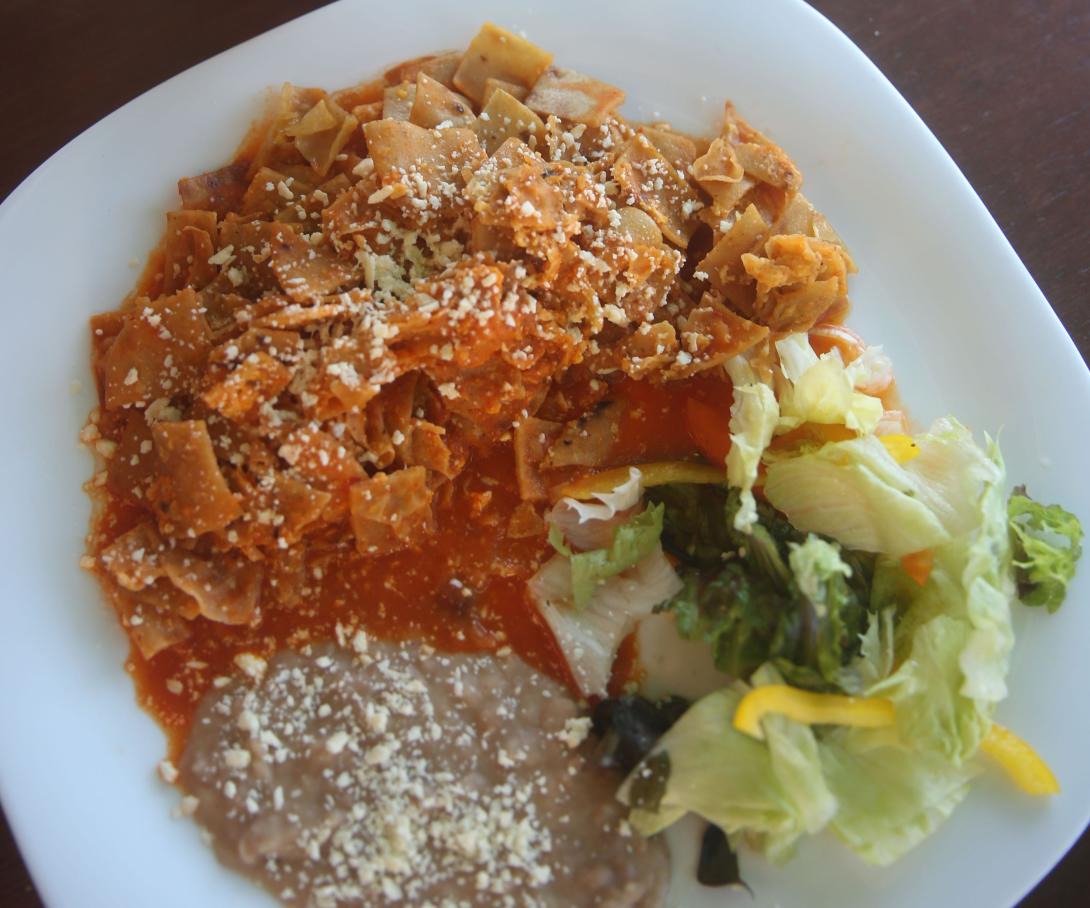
[697,823,751,892]
[651,483,874,691]
[627,751,672,811]
[650,483,735,567]
[590,695,690,774]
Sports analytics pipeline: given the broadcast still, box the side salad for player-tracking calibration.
[529,329,1083,874]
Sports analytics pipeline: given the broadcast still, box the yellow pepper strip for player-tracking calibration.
[556,461,725,500]
[733,685,896,741]
[879,433,921,464]
[980,723,1060,796]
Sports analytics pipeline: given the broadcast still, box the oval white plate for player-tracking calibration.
[1,2,1087,907]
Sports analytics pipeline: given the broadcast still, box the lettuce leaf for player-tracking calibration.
[725,356,779,533]
[820,727,977,865]
[531,495,681,697]
[788,537,870,684]
[567,504,664,610]
[1008,488,1084,612]
[858,437,1011,761]
[651,484,872,690]
[532,545,682,697]
[775,334,884,435]
[623,667,836,862]
[763,418,997,558]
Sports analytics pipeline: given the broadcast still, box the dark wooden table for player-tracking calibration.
[1,1,1086,905]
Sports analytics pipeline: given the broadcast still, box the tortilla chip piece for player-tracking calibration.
[721,102,801,191]
[151,420,242,536]
[178,163,248,216]
[410,73,476,129]
[216,217,292,295]
[453,23,553,104]
[544,400,623,468]
[697,203,769,294]
[240,166,291,217]
[382,82,417,121]
[397,421,454,477]
[251,298,352,330]
[268,224,356,301]
[279,426,365,489]
[267,473,333,543]
[363,119,484,186]
[249,83,327,175]
[692,136,744,185]
[330,77,385,110]
[202,351,292,419]
[100,288,212,409]
[475,88,545,155]
[524,67,625,127]
[620,322,679,379]
[350,100,384,125]
[349,466,434,555]
[162,210,218,293]
[161,550,262,625]
[666,293,769,378]
[290,98,359,177]
[110,585,191,658]
[640,126,701,172]
[513,416,563,500]
[613,134,703,247]
[483,77,529,104]
[99,523,168,591]
[741,234,854,334]
[385,51,462,89]
[358,373,419,470]
[104,409,160,503]
[775,192,847,248]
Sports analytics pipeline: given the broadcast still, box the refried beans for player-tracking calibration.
[179,637,670,907]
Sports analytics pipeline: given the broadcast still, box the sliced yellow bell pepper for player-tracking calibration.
[980,723,1059,796]
[556,461,726,500]
[879,433,921,464]
[733,685,895,741]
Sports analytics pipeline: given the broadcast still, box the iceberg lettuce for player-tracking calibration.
[725,356,779,533]
[775,334,884,435]
[625,431,1019,865]
[624,666,835,862]
[763,418,997,558]
[820,727,977,865]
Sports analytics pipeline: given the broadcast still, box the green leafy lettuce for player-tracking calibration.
[550,503,665,610]
[1008,488,1084,612]
[624,430,1038,866]
[649,484,873,691]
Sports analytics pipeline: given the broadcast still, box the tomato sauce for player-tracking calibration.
[108,374,734,758]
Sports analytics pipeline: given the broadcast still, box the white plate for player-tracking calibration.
[1,1,1087,906]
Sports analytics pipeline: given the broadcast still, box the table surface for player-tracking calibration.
[1,0,1087,905]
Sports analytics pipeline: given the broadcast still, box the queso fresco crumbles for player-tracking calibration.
[81,21,1083,908]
